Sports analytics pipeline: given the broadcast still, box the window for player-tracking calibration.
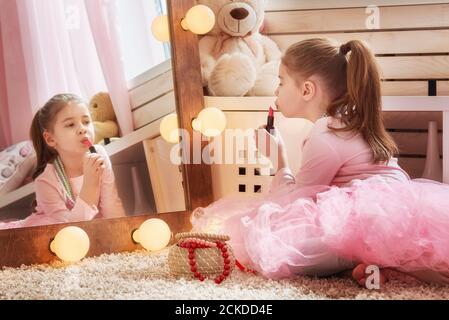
[115,0,171,82]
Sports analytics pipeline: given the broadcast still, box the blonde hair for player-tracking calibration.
[282,38,398,163]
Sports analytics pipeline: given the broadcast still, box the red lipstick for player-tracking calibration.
[266,106,275,133]
[82,139,97,153]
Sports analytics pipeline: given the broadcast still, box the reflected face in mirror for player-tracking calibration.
[43,102,95,175]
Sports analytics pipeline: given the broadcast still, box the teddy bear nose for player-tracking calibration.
[230,8,249,20]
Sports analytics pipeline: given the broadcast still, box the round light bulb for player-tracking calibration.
[50,227,90,263]
[160,113,180,143]
[181,5,216,35]
[132,218,172,251]
[151,15,170,42]
[192,107,227,137]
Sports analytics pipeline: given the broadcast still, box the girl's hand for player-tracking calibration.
[79,154,105,206]
[82,153,105,187]
[254,126,288,170]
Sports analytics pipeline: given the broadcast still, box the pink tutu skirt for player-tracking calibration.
[191,177,449,279]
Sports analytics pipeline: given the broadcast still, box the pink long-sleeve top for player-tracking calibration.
[31,144,126,224]
[270,117,410,192]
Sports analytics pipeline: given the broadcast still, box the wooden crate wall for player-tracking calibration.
[264,0,449,177]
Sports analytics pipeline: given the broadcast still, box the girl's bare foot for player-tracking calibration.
[352,263,388,288]
[407,269,449,284]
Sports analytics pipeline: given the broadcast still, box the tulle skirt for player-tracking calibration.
[191,177,449,279]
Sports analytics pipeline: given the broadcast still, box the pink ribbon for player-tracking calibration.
[212,32,259,59]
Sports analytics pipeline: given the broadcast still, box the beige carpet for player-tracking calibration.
[1,249,448,300]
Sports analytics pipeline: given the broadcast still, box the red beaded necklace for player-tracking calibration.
[179,238,256,284]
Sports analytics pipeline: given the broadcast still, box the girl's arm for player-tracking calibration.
[270,133,343,192]
[96,145,126,218]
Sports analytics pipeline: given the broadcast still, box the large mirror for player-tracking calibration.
[0,0,189,230]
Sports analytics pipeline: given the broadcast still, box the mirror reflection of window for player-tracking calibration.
[115,0,171,81]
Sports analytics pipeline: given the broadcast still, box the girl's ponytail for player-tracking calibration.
[331,40,398,163]
[29,110,56,180]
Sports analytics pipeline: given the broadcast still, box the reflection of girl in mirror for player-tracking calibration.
[0,94,125,230]
[192,39,449,287]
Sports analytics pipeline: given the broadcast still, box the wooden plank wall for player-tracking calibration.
[129,60,176,130]
[129,1,449,179]
[264,0,449,178]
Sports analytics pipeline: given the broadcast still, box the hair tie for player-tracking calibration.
[340,43,351,55]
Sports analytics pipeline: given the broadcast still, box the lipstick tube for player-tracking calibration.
[266,106,275,134]
[83,139,97,153]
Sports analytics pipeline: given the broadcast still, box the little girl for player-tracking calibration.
[191,38,449,286]
[0,94,125,230]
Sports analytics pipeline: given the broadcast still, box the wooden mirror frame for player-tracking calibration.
[0,0,213,268]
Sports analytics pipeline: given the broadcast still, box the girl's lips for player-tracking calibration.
[81,139,92,147]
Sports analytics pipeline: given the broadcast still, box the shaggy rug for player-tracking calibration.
[1,249,448,300]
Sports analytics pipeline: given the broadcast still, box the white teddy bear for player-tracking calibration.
[198,0,281,97]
